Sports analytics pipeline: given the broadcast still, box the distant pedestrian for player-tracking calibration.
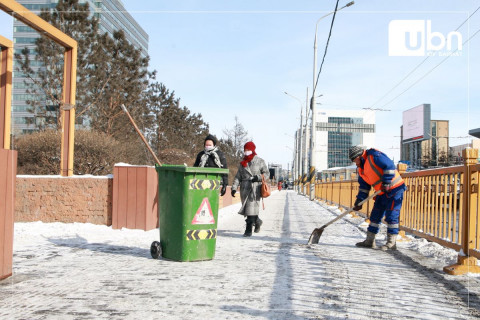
[349,145,406,250]
[231,141,269,237]
[194,134,228,197]
[278,180,282,191]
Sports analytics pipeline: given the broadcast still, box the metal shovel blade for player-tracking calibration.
[307,226,325,245]
[307,190,381,245]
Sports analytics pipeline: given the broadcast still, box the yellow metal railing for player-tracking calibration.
[305,148,480,275]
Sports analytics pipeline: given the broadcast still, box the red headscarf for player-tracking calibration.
[241,141,257,167]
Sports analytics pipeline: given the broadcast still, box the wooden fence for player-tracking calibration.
[299,148,480,275]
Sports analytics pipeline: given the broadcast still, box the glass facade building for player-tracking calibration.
[12,0,148,134]
[313,109,376,171]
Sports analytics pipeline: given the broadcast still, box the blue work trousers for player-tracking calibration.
[367,188,405,235]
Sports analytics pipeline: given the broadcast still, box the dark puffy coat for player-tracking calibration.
[193,149,228,187]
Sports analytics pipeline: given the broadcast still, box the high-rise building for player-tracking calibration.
[12,0,148,134]
[312,109,376,172]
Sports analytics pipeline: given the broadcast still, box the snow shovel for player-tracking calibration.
[307,190,381,245]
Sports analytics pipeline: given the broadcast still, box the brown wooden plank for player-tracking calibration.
[117,167,128,229]
[136,167,147,230]
[146,167,158,230]
[3,150,16,278]
[126,167,137,229]
[0,150,7,278]
[112,166,119,229]
[0,48,7,147]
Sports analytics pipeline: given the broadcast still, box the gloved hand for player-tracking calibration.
[220,185,227,196]
[231,189,236,197]
[352,199,362,211]
[251,175,260,182]
[381,183,391,192]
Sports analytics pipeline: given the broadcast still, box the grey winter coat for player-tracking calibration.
[232,155,269,216]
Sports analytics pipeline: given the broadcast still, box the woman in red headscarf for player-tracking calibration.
[231,141,270,237]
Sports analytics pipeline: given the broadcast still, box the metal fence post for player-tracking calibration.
[444,148,480,275]
[397,163,409,241]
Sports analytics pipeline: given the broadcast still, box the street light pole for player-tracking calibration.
[284,91,304,191]
[310,1,354,200]
[304,87,310,194]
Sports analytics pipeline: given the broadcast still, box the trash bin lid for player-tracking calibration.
[155,164,229,175]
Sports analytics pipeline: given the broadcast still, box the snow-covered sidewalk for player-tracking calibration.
[1,190,479,319]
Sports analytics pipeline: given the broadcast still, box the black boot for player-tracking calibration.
[244,216,254,237]
[254,216,263,233]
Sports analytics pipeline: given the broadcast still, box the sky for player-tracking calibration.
[1,0,479,170]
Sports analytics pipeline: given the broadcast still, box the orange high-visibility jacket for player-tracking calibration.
[357,149,404,196]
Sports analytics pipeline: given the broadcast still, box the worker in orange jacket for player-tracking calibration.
[349,145,406,250]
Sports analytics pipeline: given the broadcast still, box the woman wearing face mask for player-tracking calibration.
[194,134,228,196]
[231,141,269,237]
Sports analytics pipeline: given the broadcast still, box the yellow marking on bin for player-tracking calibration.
[189,179,220,190]
[186,229,217,240]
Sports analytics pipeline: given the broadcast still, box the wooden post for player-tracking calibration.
[0,0,78,176]
[0,149,17,280]
[444,148,480,275]
[0,36,12,150]
[60,47,77,176]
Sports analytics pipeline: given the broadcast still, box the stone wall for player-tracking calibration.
[15,176,113,225]
[14,176,265,227]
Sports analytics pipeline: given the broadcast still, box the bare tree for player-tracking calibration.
[222,116,249,159]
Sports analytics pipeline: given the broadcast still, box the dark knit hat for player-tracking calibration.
[348,145,365,161]
[204,134,217,146]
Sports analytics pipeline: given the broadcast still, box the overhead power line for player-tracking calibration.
[379,27,480,109]
[369,5,480,109]
[314,0,340,93]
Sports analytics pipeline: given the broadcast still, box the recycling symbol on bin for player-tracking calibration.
[191,197,215,225]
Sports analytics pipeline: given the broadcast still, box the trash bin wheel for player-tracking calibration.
[150,241,162,259]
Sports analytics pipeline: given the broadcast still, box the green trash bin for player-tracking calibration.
[150,164,229,262]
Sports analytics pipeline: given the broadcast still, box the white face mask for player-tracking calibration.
[205,146,214,152]
[244,151,252,156]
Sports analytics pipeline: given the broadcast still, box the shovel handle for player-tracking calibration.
[320,189,381,229]
[121,104,162,166]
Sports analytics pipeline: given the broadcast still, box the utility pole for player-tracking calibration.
[310,1,354,200]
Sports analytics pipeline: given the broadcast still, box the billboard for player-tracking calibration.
[402,104,431,143]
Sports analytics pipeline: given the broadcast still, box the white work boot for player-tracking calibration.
[356,231,377,249]
[381,233,397,251]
